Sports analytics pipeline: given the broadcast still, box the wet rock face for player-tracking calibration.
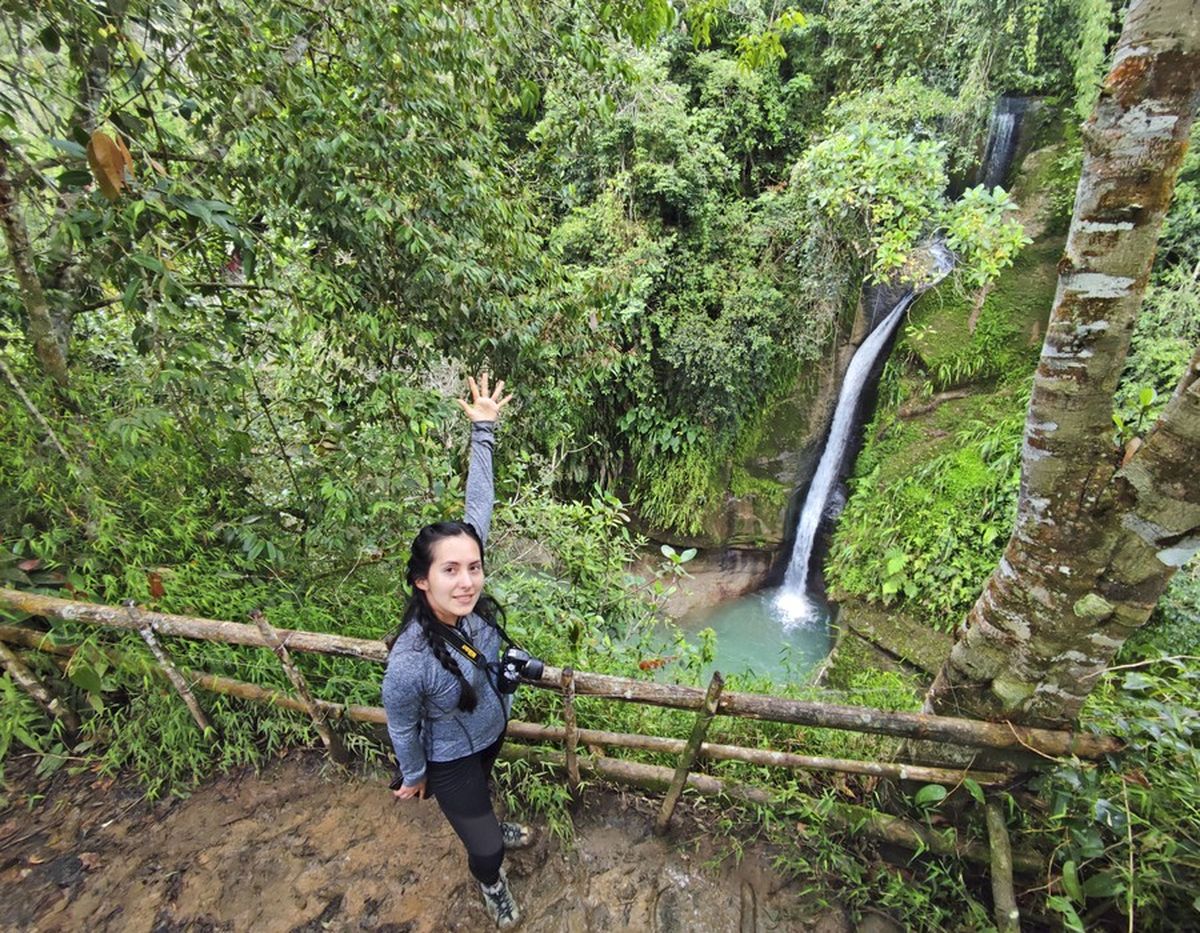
[639,548,775,620]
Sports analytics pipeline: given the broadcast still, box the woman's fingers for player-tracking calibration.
[460,373,512,418]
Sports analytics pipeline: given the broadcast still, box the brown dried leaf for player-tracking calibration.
[86,131,128,201]
[114,134,134,176]
[147,571,165,600]
[17,558,42,572]
[78,851,102,870]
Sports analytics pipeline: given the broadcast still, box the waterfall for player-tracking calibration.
[980,96,1028,190]
[774,246,953,628]
[772,294,915,626]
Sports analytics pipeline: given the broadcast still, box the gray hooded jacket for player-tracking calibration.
[381,421,512,787]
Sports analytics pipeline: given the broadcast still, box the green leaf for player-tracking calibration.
[1062,860,1083,905]
[914,783,947,807]
[962,777,985,805]
[37,751,69,778]
[660,544,676,559]
[1082,871,1126,898]
[40,25,61,54]
[57,168,93,189]
[1122,671,1155,692]
[1047,895,1086,933]
[48,138,87,159]
[131,254,166,274]
[69,664,103,694]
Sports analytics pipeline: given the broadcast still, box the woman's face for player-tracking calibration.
[415,533,484,625]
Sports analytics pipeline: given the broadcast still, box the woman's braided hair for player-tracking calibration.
[385,521,500,713]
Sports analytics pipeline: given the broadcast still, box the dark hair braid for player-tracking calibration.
[413,598,478,713]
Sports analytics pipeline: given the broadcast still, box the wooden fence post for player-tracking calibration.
[0,640,79,734]
[124,601,214,741]
[986,798,1020,933]
[561,666,581,793]
[251,609,349,764]
[656,670,724,834]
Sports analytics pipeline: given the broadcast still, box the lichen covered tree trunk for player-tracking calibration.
[927,0,1200,727]
[0,142,69,387]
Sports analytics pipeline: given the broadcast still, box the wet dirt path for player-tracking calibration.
[0,753,846,932]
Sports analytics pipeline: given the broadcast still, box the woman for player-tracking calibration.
[382,373,530,930]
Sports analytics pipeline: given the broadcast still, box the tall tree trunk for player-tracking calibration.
[927,0,1200,727]
[0,143,70,387]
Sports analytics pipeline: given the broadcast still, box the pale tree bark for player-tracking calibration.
[927,0,1200,727]
[0,142,70,387]
[0,3,126,387]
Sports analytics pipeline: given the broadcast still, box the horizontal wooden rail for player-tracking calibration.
[0,624,1009,787]
[0,588,1122,759]
[0,588,387,661]
[499,745,1043,874]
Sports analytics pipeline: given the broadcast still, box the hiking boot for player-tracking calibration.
[479,868,521,929]
[500,821,534,849]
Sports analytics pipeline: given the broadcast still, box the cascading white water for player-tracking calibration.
[774,246,954,628]
[980,97,1027,190]
[772,293,916,626]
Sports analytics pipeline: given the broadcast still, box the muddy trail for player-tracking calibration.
[0,752,854,932]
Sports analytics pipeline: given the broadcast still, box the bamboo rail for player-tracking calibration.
[125,600,214,741]
[0,606,1058,880]
[987,799,1021,932]
[499,744,1043,874]
[0,589,1123,760]
[0,622,1009,787]
[0,639,79,733]
[560,667,581,792]
[251,609,349,765]
[656,671,723,833]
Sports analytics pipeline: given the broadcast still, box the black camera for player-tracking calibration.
[495,647,544,694]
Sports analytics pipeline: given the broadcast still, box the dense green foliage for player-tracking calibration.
[4,0,1197,928]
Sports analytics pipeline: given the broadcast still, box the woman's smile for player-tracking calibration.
[415,533,485,624]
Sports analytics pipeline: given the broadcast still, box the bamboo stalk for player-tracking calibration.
[986,799,1021,933]
[0,590,1122,758]
[561,666,580,793]
[498,744,1042,873]
[501,720,1010,787]
[0,355,73,462]
[125,601,214,741]
[0,626,1041,874]
[533,665,1119,760]
[0,626,1011,787]
[0,589,387,661]
[0,640,79,733]
[251,610,349,765]
[656,671,724,833]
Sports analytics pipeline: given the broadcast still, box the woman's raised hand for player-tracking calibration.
[456,372,513,423]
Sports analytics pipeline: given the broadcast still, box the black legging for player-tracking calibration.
[427,735,505,885]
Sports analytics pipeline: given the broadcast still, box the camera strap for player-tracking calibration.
[429,622,489,671]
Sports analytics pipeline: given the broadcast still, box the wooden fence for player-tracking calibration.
[0,587,1120,905]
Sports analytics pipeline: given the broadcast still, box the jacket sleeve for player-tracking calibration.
[464,420,495,547]
[382,660,427,787]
